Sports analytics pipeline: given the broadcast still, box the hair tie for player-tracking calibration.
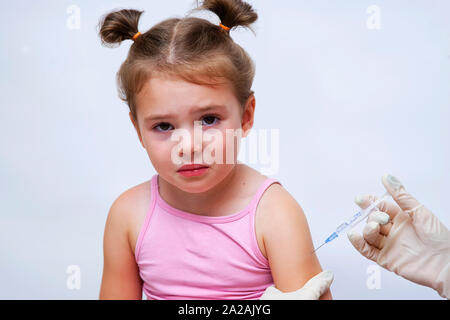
[132,31,142,41]
[219,23,230,32]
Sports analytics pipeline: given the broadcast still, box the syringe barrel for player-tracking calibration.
[336,222,349,233]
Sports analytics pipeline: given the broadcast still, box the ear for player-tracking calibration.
[241,94,255,138]
[129,112,145,149]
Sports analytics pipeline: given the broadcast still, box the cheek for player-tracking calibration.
[204,125,242,163]
[145,137,173,164]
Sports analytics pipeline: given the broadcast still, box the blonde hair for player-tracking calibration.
[98,0,258,123]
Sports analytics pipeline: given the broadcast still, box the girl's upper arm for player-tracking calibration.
[99,192,143,300]
[261,184,332,299]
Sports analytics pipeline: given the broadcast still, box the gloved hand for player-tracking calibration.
[259,270,333,300]
[347,174,450,299]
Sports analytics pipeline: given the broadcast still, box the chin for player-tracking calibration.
[175,176,215,193]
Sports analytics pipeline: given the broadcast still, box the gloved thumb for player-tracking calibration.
[381,174,427,227]
[300,270,334,300]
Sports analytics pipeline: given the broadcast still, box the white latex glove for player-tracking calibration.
[347,174,450,299]
[259,271,333,300]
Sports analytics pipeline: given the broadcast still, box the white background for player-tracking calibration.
[0,0,448,299]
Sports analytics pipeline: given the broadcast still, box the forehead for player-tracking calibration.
[136,77,238,117]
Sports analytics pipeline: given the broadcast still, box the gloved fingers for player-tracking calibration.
[363,221,386,249]
[374,199,402,220]
[381,174,424,217]
[356,194,393,225]
[355,194,401,220]
[300,270,334,300]
[380,221,393,236]
[367,211,392,235]
[347,230,380,262]
[367,211,390,224]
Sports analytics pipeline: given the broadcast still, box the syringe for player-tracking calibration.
[313,192,390,252]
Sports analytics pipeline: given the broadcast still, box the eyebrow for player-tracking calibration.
[144,104,226,123]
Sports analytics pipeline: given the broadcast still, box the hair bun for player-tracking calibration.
[197,0,258,32]
[98,9,143,47]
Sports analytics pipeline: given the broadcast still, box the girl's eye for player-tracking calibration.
[152,115,220,132]
[201,115,220,126]
[153,123,173,132]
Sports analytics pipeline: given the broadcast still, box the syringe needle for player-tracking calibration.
[313,242,326,253]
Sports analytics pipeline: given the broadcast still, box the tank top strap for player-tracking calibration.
[247,177,282,213]
[135,174,159,262]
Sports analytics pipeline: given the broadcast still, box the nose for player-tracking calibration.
[178,121,204,162]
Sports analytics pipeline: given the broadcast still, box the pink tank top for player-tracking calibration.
[134,174,282,300]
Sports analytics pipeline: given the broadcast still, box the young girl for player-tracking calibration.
[98,0,331,300]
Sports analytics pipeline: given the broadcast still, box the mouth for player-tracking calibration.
[177,164,210,177]
[177,164,210,172]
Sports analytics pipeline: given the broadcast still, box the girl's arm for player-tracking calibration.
[99,194,143,299]
[260,184,332,299]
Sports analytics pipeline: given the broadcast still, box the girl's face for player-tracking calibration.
[130,76,255,193]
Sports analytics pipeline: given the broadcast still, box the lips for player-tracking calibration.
[177,164,210,172]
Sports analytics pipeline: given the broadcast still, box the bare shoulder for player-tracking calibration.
[108,180,152,254]
[110,180,151,218]
[255,181,311,255]
[246,171,305,260]
[101,180,150,299]
[257,182,306,231]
